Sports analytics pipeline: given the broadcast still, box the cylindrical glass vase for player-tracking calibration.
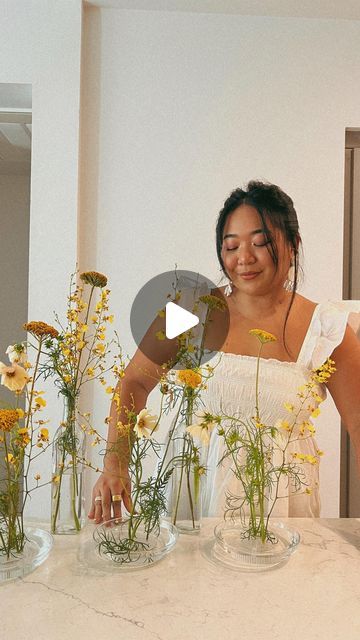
[170,422,207,534]
[51,398,85,534]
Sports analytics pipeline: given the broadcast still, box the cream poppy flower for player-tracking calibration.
[133,409,159,439]
[6,344,27,364]
[0,362,29,391]
[186,411,217,446]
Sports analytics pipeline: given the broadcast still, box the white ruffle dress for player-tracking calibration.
[174,287,360,518]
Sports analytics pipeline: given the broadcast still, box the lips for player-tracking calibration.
[239,272,260,279]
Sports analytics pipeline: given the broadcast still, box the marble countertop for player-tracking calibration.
[3,518,360,640]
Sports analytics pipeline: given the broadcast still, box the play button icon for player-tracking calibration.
[165,301,199,339]
[130,269,230,368]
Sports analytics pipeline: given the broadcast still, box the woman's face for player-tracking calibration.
[220,204,292,295]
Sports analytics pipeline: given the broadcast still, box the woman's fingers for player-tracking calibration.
[94,497,103,524]
[112,499,122,522]
[101,492,112,523]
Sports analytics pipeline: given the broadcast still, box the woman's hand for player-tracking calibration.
[88,468,132,524]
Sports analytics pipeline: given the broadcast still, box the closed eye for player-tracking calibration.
[253,240,271,247]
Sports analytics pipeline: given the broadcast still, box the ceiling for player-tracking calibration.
[85,0,360,21]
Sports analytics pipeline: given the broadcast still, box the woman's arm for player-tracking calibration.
[327,324,360,474]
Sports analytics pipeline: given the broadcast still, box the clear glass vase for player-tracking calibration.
[51,397,85,534]
[170,421,207,534]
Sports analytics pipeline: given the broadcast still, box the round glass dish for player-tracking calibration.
[0,527,53,583]
[93,517,178,569]
[212,520,300,570]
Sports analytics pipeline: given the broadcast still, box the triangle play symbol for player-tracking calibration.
[165,301,199,340]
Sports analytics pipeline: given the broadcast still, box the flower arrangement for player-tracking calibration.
[0,325,56,561]
[40,270,120,534]
[93,402,178,565]
[157,289,226,533]
[215,329,335,547]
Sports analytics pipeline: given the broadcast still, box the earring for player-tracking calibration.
[283,264,295,292]
[224,280,233,297]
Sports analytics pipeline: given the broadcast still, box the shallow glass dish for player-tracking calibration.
[212,520,300,570]
[93,517,178,569]
[0,527,53,583]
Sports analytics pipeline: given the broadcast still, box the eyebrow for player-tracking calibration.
[223,228,265,240]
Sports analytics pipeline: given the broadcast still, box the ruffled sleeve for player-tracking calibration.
[297,300,360,370]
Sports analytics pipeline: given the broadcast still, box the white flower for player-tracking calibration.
[133,409,159,439]
[6,344,27,364]
[0,361,29,391]
[186,411,216,446]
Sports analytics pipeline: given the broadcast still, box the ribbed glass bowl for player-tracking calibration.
[93,517,178,569]
[0,527,53,583]
[212,520,300,570]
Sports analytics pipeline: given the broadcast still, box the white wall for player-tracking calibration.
[81,7,360,516]
[0,0,82,518]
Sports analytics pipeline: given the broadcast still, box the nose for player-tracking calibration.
[236,243,256,265]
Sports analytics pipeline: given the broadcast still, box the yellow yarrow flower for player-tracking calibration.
[0,408,19,432]
[177,369,202,389]
[24,321,58,339]
[80,271,108,288]
[249,329,277,344]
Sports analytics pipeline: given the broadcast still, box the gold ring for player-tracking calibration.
[111,494,122,502]
[94,496,102,503]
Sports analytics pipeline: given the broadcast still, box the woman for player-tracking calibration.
[89,181,360,523]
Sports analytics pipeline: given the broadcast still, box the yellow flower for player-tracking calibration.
[6,453,15,464]
[186,411,217,445]
[305,487,312,495]
[24,321,58,339]
[274,419,291,432]
[35,396,47,408]
[284,402,294,413]
[0,362,29,391]
[18,428,30,446]
[34,473,41,481]
[93,343,105,354]
[105,386,114,394]
[155,330,166,341]
[249,329,277,344]
[16,408,25,419]
[91,315,98,324]
[80,271,108,288]
[52,475,61,483]
[311,407,321,418]
[87,368,95,377]
[39,427,49,441]
[0,408,19,432]
[177,369,202,389]
[133,409,159,439]
[157,309,165,318]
